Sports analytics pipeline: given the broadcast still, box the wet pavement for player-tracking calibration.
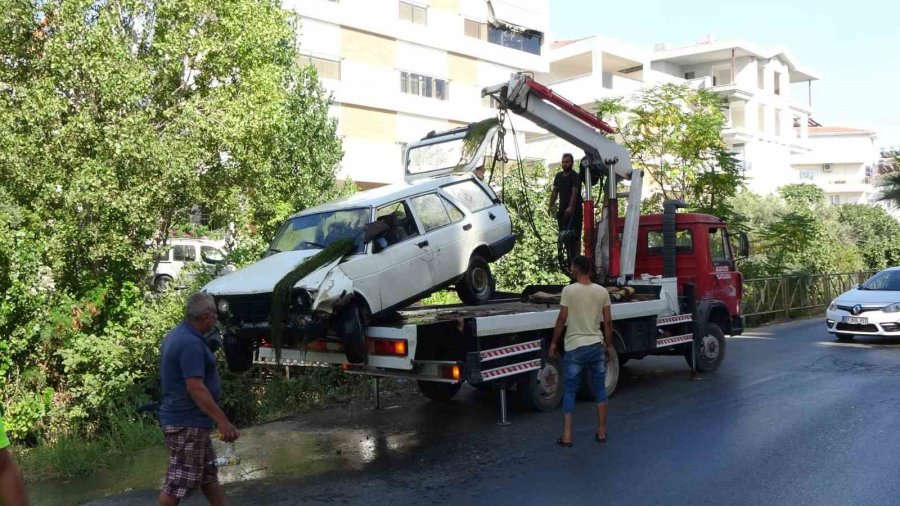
[36,318,900,505]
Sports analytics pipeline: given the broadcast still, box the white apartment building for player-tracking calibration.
[791,126,880,206]
[650,40,821,195]
[288,0,549,187]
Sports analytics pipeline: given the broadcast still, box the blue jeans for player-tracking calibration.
[563,343,607,413]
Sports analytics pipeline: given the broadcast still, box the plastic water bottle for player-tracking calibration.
[212,442,240,467]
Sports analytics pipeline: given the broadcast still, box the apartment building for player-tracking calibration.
[288,0,549,187]
[650,40,820,195]
[791,126,880,206]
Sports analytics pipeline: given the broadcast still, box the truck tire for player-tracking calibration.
[517,355,564,412]
[154,275,173,292]
[417,381,461,402]
[336,300,367,365]
[684,322,726,372]
[223,333,254,373]
[576,345,620,400]
[456,255,495,305]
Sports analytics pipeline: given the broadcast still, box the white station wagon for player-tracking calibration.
[826,267,900,340]
[203,122,515,369]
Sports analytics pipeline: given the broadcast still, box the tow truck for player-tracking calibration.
[250,74,749,420]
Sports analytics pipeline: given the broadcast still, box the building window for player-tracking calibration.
[799,169,815,181]
[602,71,613,89]
[482,95,500,109]
[829,194,840,206]
[758,65,765,90]
[400,71,449,100]
[464,19,541,55]
[774,109,782,136]
[300,55,341,80]
[758,106,766,134]
[684,71,695,80]
[399,1,427,25]
[774,71,781,95]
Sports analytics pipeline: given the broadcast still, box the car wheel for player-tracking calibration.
[835,334,854,342]
[154,275,173,292]
[223,333,255,373]
[335,300,368,364]
[416,381,461,402]
[683,323,726,373]
[456,255,495,305]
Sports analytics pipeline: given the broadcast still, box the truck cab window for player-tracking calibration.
[709,228,732,264]
[647,230,693,255]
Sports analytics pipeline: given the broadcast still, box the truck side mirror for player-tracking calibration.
[738,232,750,258]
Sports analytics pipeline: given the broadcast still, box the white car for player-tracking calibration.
[825,267,900,340]
[203,122,515,369]
[151,238,230,291]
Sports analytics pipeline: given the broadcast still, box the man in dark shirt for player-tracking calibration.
[548,153,583,261]
[158,292,239,506]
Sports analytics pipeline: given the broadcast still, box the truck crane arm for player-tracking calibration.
[482,73,643,283]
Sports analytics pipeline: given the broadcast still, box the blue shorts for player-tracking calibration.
[563,343,607,413]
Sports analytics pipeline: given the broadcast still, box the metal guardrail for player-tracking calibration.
[742,271,876,319]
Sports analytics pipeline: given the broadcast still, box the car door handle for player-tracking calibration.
[463,223,472,231]
[489,212,496,221]
[417,240,429,248]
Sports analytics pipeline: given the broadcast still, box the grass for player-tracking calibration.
[17,414,163,481]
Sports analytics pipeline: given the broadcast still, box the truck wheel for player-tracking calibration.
[417,381,461,402]
[223,333,254,373]
[456,255,495,305]
[336,300,367,364]
[576,345,620,400]
[684,323,726,373]
[517,355,564,412]
[154,275,173,292]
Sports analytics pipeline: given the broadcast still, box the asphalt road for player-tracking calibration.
[90,318,900,506]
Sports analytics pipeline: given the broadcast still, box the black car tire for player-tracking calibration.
[223,333,255,373]
[336,300,368,364]
[456,255,495,305]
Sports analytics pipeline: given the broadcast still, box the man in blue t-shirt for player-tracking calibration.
[158,292,239,506]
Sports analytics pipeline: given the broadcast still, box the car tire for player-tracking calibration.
[336,300,368,365]
[416,381,461,402]
[456,255,495,305]
[517,354,564,412]
[684,323,726,373]
[154,275,173,292]
[835,334,854,342]
[223,333,255,373]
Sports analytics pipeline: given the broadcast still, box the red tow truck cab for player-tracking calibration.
[621,211,747,337]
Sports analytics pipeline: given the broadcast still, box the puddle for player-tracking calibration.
[30,420,422,505]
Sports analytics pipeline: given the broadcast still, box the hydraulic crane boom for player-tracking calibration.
[482,74,644,283]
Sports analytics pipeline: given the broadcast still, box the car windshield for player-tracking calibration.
[860,270,900,291]
[270,209,370,254]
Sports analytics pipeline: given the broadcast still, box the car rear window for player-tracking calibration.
[442,180,494,212]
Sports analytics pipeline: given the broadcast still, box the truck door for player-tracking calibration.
[708,227,741,313]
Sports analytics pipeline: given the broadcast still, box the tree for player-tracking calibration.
[596,83,744,217]
[837,204,900,270]
[0,0,344,439]
[877,164,900,209]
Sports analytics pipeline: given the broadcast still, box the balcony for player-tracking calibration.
[547,72,643,107]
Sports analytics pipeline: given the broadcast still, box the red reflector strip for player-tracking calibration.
[480,359,542,381]
[656,334,693,347]
[367,338,408,357]
[656,314,694,327]
[479,340,541,362]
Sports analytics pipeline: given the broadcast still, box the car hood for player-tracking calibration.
[836,289,900,306]
[202,250,340,296]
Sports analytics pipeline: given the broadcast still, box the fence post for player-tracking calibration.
[823,273,831,308]
[782,276,790,318]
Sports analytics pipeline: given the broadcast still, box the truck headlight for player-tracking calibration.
[827,301,837,311]
[217,299,230,314]
[882,302,900,313]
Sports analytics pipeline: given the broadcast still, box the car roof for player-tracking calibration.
[293,173,478,217]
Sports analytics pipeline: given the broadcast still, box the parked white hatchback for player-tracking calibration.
[825,267,900,340]
[151,238,230,291]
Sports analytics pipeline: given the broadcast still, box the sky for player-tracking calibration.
[549,0,900,150]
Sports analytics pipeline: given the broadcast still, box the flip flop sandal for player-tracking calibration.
[595,433,607,443]
[557,437,573,448]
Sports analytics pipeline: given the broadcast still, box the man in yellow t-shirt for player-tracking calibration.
[549,255,613,447]
[0,410,29,505]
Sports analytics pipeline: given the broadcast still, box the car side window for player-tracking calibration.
[375,201,420,247]
[201,246,225,264]
[173,244,197,262]
[442,180,494,213]
[443,195,464,222]
[410,193,456,232]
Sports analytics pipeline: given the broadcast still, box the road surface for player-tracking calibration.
[85,318,900,506]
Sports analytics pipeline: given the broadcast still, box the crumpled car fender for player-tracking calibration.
[295,258,354,315]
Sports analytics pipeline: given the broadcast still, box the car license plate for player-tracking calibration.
[842,316,868,325]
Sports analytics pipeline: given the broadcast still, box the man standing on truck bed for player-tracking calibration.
[158,292,240,506]
[548,153,582,262]
[549,255,613,447]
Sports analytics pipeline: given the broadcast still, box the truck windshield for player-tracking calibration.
[270,209,369,254]
[860,270,900,291]
[407,137,472,176]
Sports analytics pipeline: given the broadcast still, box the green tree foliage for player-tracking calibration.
[0,0,344,441]
[837,204,900,270]
[596,83,744,217]
[877,165,900,209]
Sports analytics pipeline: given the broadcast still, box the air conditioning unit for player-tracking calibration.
[823,164,832,172]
